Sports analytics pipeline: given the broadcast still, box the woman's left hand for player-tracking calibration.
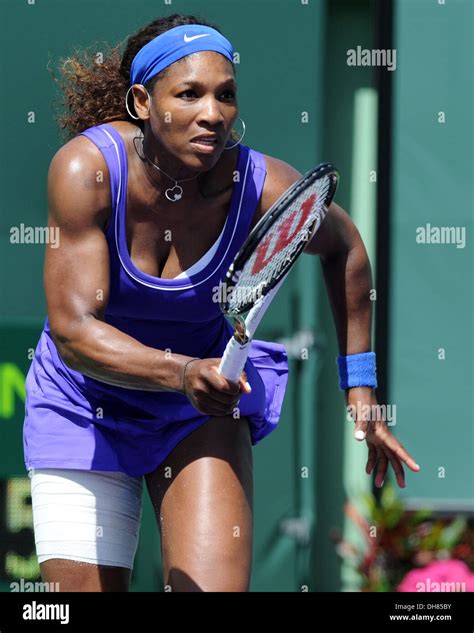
[346,387,420,489]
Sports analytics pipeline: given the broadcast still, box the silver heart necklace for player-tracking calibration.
[133,135,203,203]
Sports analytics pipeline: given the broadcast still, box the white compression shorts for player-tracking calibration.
[29,468,144,569]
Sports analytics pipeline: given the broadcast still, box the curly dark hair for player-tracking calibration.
[51,13,236,141]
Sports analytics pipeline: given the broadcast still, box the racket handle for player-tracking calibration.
[218,336,251,383]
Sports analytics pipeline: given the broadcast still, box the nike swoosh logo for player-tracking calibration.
[184,33,211,43]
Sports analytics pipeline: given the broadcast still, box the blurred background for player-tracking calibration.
[0,0,472,592]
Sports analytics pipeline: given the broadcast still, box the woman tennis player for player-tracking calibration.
[24,13,419,592]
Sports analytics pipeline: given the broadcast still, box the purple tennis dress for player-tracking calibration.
[23,124,289,477]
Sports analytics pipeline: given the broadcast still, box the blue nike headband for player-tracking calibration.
[130,24,234,87]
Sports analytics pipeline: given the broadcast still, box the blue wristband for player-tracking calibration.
[336,352,377,390]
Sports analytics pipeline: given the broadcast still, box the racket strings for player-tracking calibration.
[227,175,332,312]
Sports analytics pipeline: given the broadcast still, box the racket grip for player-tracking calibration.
[218,336,251,383]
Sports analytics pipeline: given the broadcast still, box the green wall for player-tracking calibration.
[390,0,473,511]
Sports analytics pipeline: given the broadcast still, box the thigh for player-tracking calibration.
[145,415,253,592]
[31,468,143,592]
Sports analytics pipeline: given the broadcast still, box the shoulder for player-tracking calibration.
[47,130,111,229]
[50,121,138,181]
[49,130,109,186]
[248,151,302,232]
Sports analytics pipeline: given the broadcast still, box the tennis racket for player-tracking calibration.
[217,162,339,382]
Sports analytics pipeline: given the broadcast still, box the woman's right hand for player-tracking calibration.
[183,358,252,416]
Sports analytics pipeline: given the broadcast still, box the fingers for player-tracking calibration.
[369,442,413,489]
[209,366,251,396]
[374,448,388,488]
[211,368,251,397]
[205,361,251,395]
[207,370,251,413]
[185,362,253,416]
[193,391,241,416]
[379,430,420,473]
[366,443,377,475]
[238,373,252,394]
[208,368,251,404]
[208,366,241,395]
[383,446,406,488]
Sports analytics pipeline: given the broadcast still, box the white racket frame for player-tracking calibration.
[217,167,336,384]
[218,271,289,382]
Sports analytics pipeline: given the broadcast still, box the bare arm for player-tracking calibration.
[306,200,421,476]
[304,201,373,355]
[45,137,187,392]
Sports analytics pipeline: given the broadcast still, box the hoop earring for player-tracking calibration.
[125,86,151,121]
[224,117,246,150]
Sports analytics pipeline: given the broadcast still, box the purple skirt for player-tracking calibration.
[24,324,289,477]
